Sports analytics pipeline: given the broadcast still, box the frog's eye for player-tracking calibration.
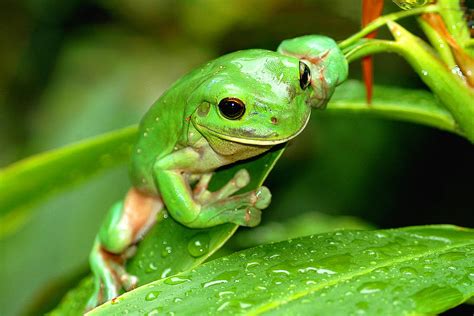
[218,97,246,120]
[299,61,311,90]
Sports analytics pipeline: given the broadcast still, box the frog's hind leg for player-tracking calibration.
[86,188,163,310]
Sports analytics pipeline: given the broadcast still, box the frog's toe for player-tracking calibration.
[234,169,250,188]
[254,186,271,209]
[231,207,262,227]
[244,207,262,227]
[121,272,138,291]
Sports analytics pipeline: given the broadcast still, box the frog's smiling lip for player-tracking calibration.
[196,113,311,146]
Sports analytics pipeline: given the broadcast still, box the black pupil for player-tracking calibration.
[218,98,245,119]
[299,61,311,90]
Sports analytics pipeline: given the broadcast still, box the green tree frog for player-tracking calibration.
[87,35,348,309]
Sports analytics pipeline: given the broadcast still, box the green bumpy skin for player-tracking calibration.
[278,35,348,109]
[87,36,348,310]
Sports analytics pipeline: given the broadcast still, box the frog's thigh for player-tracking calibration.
[99,188,163,254]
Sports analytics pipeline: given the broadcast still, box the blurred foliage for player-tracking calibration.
[0,0,473,315]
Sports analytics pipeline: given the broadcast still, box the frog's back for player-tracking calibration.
[129,67,207,194]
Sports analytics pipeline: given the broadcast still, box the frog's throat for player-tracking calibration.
[196,113,311,146]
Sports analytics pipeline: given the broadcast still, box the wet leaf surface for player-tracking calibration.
[88,225,474,316]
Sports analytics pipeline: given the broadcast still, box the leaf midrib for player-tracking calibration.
[247,239,474,315]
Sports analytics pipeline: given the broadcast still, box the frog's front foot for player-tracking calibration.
[227,186,271,227]
[86,240,138,310]
[185,169,272,228]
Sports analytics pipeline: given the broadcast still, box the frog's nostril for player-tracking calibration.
[271,117,278,124]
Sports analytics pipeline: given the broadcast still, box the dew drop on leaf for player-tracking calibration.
[164,276,191,285]
[358,281,388,294]
[202,279,228,288]
[145,291,160,301]
[218,291,235,298]
[187,233,210,257]
[399,266,418,276]
[145,307,162,315]
[161,246,173,258]
[392,0,427,10]
[438,251,466,262]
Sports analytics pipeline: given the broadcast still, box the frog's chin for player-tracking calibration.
[196,114,310,146]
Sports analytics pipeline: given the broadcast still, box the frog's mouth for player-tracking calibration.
[195,113,311,146]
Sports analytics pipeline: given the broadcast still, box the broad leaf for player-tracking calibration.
[0,126,137,238]
[88,225,474,315]
[327,80,459,136]
[50,145,285,314]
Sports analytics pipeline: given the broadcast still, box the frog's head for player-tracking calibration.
[190,49,317,147]
[277,35,348,109]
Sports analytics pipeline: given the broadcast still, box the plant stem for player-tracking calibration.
[417,16,456,69]
[343,23,474,142]
[338,5,438,50]
[436,0,471,47]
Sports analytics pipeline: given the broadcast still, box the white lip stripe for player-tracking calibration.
[198,112,311,145]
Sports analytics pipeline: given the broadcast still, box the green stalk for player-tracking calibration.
[436,0,471,48]
[338,4,438,50]
[417,16,456,69]
[344,22,474,142]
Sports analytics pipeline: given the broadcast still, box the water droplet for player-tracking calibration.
[146,307,162,315]
[136,148,142,154]
[297,266,336,275]
[392,0,427,10]
[439,251,466,262]
[145,291,160,301]
[161,246,173,257]
[164,276,191,285]
[245,261,260,269]
[217,302,230,311]
[400,266,418,276]
[355,301,369,313]
[173,297,183,303]
[271,268,290,275]
[143,132,148,137]
[203,279,228,288]
[218,291,235,298]
[145,262,158,273]
[358,281,387,294]
[421,70,429,76]
[187,233,210,257]
[161,267,172,279]
[268,254,280,259]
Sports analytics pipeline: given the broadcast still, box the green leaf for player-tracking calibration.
[327,80,460,136]
[50,145,285,315]
[231,211,374,249]
[0,126,137,238]
[88,225,474,315]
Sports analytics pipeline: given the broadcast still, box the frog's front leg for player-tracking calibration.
[154,148,271,228]
[86,188,163,310]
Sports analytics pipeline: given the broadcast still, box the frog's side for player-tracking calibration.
[87,36,347,309]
